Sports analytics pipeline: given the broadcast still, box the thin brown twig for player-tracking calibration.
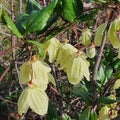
[0,31,11,37]
[0,95,17,105]
[0,66,10,82]
[0,44,20,57]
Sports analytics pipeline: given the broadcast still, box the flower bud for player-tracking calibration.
[86,44,96,58]
[81,28,91,46]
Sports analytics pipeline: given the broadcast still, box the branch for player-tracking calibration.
[0,44,20,57]
[0,95,17,105]
[0,31,11,37]
[92,11,113,106]
[0,66,10,82]
[19,0,22,14]
[2,5,11,15]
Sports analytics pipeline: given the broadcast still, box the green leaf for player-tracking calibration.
[105,68,113,79]
[97,96,118,104]
[114,61,120,70]
[73,0,83,17]
[94,22,107,46]
[48,102,59,120]
[61,113,72,120]
[97,66,105,82]
[90,110,97,120]
[37,3,61,35]
[15,13,29,34]
[26,0,58,33]
[27,40,44,57]
[79,107,91,120]
[26,0,41,14]
[114,71,120,79]
[1,10,23,38]
[62,0,76,22]
[78,10,98,22]
[73,86,91,104]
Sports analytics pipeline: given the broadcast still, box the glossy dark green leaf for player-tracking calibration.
[48,102,59,120]
[27,40,44,57]
[78,10,98,22]
[73,86,91,104]
[114,61,120,70]
[26,0,41,14]
[79,107,91,120]
[73,0,83,17]
[1,10,23,38]
[26,0,58,33]
[90,110,97,120]
[37,3,61,35]
[15,14,29,34]
[97,96,118,104]
[62,0,76,22]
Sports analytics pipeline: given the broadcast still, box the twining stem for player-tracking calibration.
[92,11,113,107]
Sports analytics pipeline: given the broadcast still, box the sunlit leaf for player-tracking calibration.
[1,9,23,38]
[62,0,76,22]
[26,0,58,33]
[94,22,107,46]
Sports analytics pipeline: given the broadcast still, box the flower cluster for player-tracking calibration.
[18,55,53,115]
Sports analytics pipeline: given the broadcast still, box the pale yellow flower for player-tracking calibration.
[18,87,48,116]
[19,56,51,90]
